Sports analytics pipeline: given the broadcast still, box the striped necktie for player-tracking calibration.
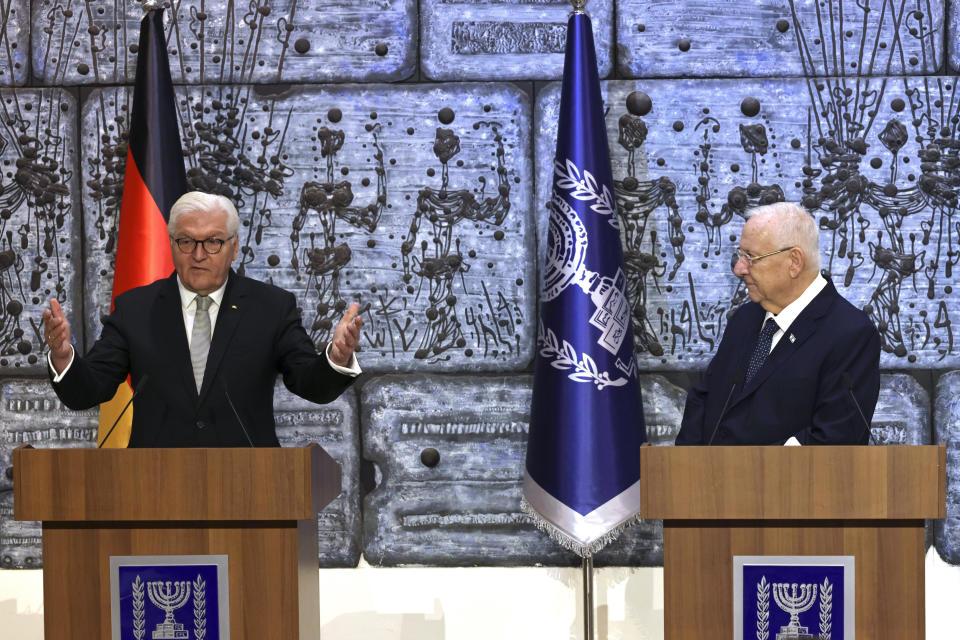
[190,295,212,392]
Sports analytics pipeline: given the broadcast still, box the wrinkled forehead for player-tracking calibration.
[171,208,229,236]
[739,213,778,249]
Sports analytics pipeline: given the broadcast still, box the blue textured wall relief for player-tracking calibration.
[935,371,960,563]
[0,0,28,86]
[948,1,960,72]
[361,373,684,566]
[0,89,80,373]
[274,384,361,567]
[0,379,97,569]
[872,373,931,445]
[537,76,960,370]
[422,0,613,80]
[32,0,416,85]
[81,84,535,372]
[616,0,944,78]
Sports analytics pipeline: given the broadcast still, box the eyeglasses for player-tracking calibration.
[171,235,235,255]
[734,246,794,265]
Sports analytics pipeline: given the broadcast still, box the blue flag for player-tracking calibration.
[522,7,646,556]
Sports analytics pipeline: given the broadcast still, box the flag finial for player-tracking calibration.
[570,0,586,14]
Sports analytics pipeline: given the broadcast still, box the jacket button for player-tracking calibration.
[717,427,729,438]
[196,420,206,430]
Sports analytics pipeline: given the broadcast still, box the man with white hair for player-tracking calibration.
[41,191,363,447]
[675,202,881,445]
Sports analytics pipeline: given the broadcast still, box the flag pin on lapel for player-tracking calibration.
[789,333,796,343]
[231,305,238,310]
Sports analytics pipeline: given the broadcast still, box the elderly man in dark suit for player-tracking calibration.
[676,202,880,446]
[41,191,363,447]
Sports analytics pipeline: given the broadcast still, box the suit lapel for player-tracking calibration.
[198,270,245,404]
[733,280,839,402]
[156,274,199,406]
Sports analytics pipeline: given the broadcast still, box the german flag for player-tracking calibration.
[99,8,186,447]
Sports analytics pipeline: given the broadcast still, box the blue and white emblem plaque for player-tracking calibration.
[733,555,855,640]
[110,555,230,640]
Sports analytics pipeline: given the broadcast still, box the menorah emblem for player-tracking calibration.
[772,582,818,639]
[146,580,192,639]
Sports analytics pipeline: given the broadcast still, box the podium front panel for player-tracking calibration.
[662,520,925,640]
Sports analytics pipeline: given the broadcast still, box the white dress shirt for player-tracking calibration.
[761,273,828,354]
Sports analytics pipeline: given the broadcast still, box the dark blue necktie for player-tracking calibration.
[745,319,779,383]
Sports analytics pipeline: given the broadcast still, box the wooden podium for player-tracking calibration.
[640,445,947,639]
[13,444,341,640]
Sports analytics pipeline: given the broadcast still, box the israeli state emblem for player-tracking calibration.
[110,555,230,640]
[734,556,854,640]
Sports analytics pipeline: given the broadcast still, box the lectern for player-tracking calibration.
[13,444,341,639]
[640,445,946,639]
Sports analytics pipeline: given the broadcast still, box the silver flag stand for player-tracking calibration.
[582,556,594,640]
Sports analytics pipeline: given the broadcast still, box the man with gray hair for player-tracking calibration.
[676,202,880,445]
[41,191,363,447]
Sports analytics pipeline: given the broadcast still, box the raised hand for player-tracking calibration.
[41,298,73,374]
[329,302,363,368]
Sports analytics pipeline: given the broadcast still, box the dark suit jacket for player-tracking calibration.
[52,271,355,447]
[675,279,880,445]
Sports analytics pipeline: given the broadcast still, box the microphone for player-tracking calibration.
[98,374,150,448]
[222,380,255,447]
[707,369,744,445]
[844,371,875,445]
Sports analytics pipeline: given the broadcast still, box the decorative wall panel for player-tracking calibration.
[0,88,80,373]
[948,1,960,73]
[80,83,535,372]
[0,379,97,569]
[616,0,944,78]
[0,0,28,86]
[274,383,361,567]
[871,373,930,445]
[935,370,960,563]
[32,0,416,85]
[361,373,683,566]
[422,0,613,80]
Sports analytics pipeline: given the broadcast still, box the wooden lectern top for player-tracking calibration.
[640,444,946,520]
[13,443,341,522]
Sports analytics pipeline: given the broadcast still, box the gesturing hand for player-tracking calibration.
[329,302,363,368]
[41,298,73,373]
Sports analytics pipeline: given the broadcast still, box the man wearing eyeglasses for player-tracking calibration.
[675,201,880,446]
[41,191,363,447]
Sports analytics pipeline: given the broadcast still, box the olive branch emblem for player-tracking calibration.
[132,575,146,640]
[819,577,833,639]
[537,319,628,390]
[756,576,770,640]
[193,575,207,640]
[553,159,619,228]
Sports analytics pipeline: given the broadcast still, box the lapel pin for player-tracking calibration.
[789,333,796,343]
[231,305,238,310]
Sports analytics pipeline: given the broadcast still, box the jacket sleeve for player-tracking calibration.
[797,318,881,445]
[50,300,132,410]
[274,290,355,404]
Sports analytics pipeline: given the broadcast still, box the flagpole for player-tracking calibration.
[570,2,593,639]
[582,555,594,640]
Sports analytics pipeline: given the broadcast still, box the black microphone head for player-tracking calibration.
[134,373,150,393]
[733,368,745,384]
[842,371,853,389]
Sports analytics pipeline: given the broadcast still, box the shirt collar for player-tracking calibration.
[764,272,827,333]
[176,275,228,311]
